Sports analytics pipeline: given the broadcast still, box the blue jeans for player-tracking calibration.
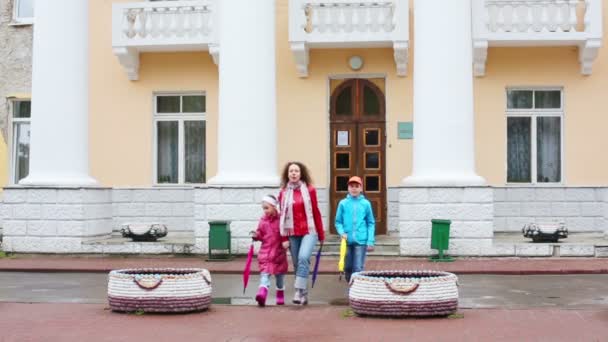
[259,273,285,290]
[289,234,318,291]
[344,244,367,282]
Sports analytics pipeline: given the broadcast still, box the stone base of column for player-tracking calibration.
[398,186,494,256]
[1,187,112,253]
[402,174,486,187]
[207,174,280,187]
[194,185,329,255]
[19,174,99,187]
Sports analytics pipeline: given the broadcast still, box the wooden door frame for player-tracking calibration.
[328,77,388,235]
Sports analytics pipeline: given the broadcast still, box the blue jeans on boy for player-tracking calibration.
[288,234,318,292]
[344,244,367,282]
[259,273,285,289]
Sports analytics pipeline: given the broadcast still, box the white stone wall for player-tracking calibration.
[194,186,329,254]
[0,0,33,139]
[387,188,400,235]
[112,188,194,236]
[493,187,606,233]
[1,188,112,253]
[398,186,494,256]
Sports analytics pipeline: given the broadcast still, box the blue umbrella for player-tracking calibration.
[311,242,323,288]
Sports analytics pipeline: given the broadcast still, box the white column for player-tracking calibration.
[20,0,97,186]
[208,0,279,186]
[403,0,485,186]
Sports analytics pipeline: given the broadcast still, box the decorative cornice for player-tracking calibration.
[393,41,409,77]
[579,38,602,76]
[112,47,139,81]
[290,42,309,78]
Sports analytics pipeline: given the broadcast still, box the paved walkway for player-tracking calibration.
[0,254,607,274]
[0,303,606,341]
[2,256,608,340]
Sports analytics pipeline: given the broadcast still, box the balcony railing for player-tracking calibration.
[472,0,603,76]
[112,0,219,80]
[289,0,409,77]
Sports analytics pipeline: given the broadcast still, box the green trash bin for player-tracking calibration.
[430,219,453,262]
[208,221,232,261]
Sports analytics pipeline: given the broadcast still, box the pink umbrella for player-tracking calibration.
[243,240,254,294]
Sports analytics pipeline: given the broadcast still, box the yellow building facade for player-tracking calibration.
[2,0,607,256]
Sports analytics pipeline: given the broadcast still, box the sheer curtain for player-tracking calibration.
[507,117,531,183]
[184,121,205,183]
[157,121,178,183]
[537,117,561,183]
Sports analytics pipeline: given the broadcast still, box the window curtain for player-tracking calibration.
[537,117,561,183]
[157,121,178,183]
[14,123,30,183]
[507,117,531,182]
[184,121,205,183]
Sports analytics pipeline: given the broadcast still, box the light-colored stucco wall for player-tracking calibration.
[0,0,33,188]
[90,0,608,188]
[475,45,608,186]
[89,1,218,187]
[276,0,413,187]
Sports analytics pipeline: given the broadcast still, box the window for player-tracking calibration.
[154,94,206,184]
[506,89,562,184]
[13,0,34,24]
[10,100,31,184]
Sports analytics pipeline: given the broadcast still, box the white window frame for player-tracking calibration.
[505,87,564,186]
[12,0,34,25]
[153,92,206,186]
[8,98,32,185]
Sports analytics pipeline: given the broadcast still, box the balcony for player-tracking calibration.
[289,0,409,77]
[472,0,603,76]
[112,0,219,80]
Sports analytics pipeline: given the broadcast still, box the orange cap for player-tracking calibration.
[348,176,363,186]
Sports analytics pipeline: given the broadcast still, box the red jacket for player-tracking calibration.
[278,184,325,241]
[253,214,288,275]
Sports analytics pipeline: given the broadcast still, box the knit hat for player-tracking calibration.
[262,195,278,208]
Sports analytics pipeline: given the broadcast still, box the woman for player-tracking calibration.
[278,161,325,305]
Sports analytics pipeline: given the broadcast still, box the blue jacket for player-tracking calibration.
[335,194,375,246]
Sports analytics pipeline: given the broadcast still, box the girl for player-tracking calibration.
[251,195,289,306]
[278,161,325,305]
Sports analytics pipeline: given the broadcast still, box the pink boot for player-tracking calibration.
[255,287,268,307]
[276,289,285,305]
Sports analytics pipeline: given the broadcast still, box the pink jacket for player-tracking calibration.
[253,214,288,275]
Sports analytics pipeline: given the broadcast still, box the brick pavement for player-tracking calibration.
[0,303,606,341]
[0,254,607,274]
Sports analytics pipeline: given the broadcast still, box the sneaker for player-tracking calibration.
[300,291,308,305]
[292,289,302,304]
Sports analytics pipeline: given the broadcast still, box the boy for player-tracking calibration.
[334,176,376,282]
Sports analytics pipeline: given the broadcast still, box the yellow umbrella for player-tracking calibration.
[338,237,347,280]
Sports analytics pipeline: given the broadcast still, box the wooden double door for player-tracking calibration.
[330,79,386,235]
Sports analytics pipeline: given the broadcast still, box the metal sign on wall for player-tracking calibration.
[398,122,413,139]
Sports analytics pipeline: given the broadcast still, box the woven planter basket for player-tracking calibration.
[349,270,459,317]
[108,268,212,313]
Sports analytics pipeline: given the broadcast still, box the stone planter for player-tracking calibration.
[108,268,212,313]
[522,223,567,242]
[349,270,459,317]
[120,223,168,241]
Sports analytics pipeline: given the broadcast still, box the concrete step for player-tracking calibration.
[317,235,400,256]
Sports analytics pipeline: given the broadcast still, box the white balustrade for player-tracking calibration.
[120,3,213,40]
[473,0,603,76]
[306,2,395,34]
[289,0,409,77]
[112,1,219,80]
[485,0,580,33]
